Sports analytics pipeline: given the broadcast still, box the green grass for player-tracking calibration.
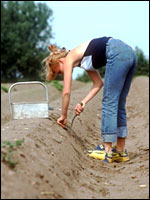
[1,139,24,169]
[1,85,9,93]
[44,80,63,91]
[1,85,17,93]
[51,80,63,91]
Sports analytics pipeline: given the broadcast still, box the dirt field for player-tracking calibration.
[1,76,149,199]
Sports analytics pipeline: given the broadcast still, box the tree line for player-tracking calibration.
[1,1,53,82]
[1,1,149,83]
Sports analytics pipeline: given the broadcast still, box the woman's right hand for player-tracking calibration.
[75,101,85,115]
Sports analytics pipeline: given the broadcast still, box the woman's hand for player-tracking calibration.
[57,115,67,128]
[75,101,85,115]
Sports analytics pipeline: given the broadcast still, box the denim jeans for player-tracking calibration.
[101,38,137,142]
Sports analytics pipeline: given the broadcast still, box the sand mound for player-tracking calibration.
[1,77,149,199]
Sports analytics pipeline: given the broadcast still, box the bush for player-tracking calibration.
[76,71,91,82]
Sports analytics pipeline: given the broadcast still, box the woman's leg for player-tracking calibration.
[116,55,137,152]
[102,39,136,153]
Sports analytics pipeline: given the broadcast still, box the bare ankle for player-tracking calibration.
[116,147,124,152]
[116,137,126,152]
[104,142,112,153]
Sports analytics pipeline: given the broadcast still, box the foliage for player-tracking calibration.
[134,47,149,77]
[76,71,91,82]
[1,139,24,169]
[1,1,53,82]
[1,85,9,93]
[51,80,63,91]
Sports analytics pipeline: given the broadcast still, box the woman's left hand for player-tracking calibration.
[57,115,67,128]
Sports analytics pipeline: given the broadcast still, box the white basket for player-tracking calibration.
[8,81,49,119]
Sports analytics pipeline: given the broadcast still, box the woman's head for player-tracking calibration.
[42,45,68,81]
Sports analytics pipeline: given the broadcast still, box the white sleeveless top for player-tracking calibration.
[79,55,98,71]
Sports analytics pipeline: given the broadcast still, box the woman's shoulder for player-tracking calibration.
[67,40,92,66]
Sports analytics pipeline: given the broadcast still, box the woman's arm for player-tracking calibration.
[75,70,103,114]
[83,70,103,104]
[57,53,75,128]
[61,56,73,118]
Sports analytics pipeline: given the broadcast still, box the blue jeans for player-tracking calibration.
[101,38,137,142]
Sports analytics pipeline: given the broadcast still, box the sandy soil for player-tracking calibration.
[1,76,149,199]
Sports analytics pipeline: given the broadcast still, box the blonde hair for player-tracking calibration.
[42,45,68,81]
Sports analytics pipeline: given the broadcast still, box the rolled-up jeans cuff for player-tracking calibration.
[102,133,117,143]
[117,126,128,138]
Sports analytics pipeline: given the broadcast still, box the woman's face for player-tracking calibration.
[51,58,65,76]
[51,63,60,74]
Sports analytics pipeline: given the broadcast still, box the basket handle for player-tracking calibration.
[8,81,49,105]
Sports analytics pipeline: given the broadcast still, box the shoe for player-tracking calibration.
[88,150,113,163]
[87,144,112,163]
[86,144,105,154]
[112,147,130,162]
[88,145,113,163]
[87,144,129,162]
[86,144,115,154]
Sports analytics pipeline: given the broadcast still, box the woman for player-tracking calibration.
[43,37,137,163]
